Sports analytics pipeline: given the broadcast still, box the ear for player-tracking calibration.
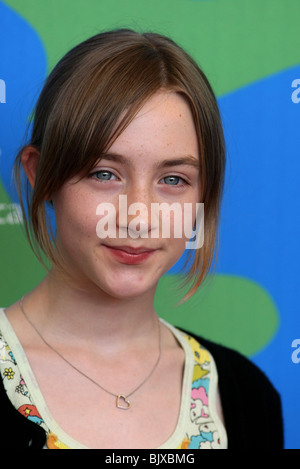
[21,146,40,189]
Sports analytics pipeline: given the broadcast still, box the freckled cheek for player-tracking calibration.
[55,201,100,245]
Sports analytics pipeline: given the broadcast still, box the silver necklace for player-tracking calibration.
[19,297,162,410]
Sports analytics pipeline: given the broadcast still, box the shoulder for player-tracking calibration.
[178,327,274,387]
[0,310,47,448]
[0,371,47,448]
[196,334,273,385]
[179,328,284,449]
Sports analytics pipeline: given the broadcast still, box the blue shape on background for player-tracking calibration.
[0,1,47,199]
[218,66,300,449]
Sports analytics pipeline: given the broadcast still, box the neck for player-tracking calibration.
[24,269,159,353]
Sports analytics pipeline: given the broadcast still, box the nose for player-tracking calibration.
[117,183,157,239]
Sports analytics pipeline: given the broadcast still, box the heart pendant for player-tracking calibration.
[116,394,131,410]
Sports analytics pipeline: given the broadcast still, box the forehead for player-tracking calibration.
[107,90,199,162]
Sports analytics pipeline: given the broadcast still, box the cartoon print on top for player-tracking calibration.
[0,327,225,449]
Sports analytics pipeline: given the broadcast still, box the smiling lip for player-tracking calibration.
[103,245,157,264]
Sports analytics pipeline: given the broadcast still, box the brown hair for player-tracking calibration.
[14,28,225,300]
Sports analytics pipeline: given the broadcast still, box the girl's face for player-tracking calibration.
[52,90,201,299]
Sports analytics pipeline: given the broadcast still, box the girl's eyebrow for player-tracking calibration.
[156,156,200,169]
[100,153,200,169]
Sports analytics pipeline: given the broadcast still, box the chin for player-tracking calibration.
[98,274,159,300]
[107,282,156,300]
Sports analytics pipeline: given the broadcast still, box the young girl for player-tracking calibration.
[0,29,283,449]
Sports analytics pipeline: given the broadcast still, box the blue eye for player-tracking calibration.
[162,176,182,185]
[93,170,117,181]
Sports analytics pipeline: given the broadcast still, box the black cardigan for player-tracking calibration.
[0,331,284,449]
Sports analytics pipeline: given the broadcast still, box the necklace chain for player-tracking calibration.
[19,297,162,410]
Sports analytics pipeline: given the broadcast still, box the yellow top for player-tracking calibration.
[0,309,227,449]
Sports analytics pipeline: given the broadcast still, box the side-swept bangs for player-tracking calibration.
[14,29,225,300]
